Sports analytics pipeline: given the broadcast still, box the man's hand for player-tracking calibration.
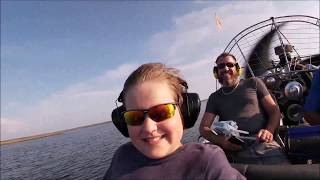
[257,129,273,143]
[200,113,242,151]
[220,136,242,151]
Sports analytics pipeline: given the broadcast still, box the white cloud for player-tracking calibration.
[148,6,223,65]
[1,63,136,140]
[178,58,218,100]
[97,63,139,81]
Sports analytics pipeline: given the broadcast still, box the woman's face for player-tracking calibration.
[125,80,183,159]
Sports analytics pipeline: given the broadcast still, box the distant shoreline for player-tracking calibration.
[1,100,208,146]
[0,121,111,146]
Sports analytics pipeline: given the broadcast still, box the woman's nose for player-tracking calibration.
[141,116,157,133]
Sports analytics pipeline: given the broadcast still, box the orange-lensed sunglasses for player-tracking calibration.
[123,103,177,126]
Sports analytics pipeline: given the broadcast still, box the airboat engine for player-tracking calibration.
[284,81,303,99]
[283,81,304,124]
[272,45,310,125]
[274,44,294,66]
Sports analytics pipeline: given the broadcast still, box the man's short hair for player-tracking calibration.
[215,52,237,64]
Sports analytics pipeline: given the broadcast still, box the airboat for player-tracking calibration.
[216,15,319,179]
[111,14,320,180]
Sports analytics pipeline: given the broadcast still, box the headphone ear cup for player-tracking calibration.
[213,67,219,79]
[181,93,201,129]
[236,63,241,76]
[237,68,242,76]
[111,105,129,137]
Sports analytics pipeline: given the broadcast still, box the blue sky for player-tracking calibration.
[1,1,319,140]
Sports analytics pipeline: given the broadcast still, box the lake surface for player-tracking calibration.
[1,101,206,180]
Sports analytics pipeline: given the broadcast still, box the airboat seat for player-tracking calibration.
[232,163,320,180]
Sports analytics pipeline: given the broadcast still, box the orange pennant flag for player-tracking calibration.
[215,14,223,31]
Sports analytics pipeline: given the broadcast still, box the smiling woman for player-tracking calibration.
[104,62,245,180]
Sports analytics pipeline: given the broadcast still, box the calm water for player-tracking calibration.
[1,102,206,180]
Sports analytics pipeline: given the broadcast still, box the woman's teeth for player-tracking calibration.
[144,136,162,144]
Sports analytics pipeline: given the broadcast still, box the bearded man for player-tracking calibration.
[199,52,289,164]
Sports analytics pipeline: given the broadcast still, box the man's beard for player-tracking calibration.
[218,72,239,87]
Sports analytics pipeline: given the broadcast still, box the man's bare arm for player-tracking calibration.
[199,112,217,142]
[259,94,281,142]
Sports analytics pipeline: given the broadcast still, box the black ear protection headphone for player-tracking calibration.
[111,81,201,137]
[213,63,241,79]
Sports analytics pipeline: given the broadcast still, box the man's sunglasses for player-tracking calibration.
[216,62,238,69]
[123,103,177,126]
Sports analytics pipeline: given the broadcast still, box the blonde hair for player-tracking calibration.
[123,63,186,106]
